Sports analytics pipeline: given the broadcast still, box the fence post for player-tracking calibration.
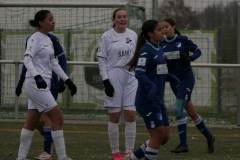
[237,3,240,126]
[66,29,70,110]
[0,29,2,107]
[14,62,20,121]
[216,27,222,114]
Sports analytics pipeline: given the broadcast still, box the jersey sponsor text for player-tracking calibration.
[116,50,132,59]
[164,51,180,60]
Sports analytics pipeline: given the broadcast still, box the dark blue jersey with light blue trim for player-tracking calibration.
[160,34,201,78]
[19,33,67,90]
[135,42,167,108]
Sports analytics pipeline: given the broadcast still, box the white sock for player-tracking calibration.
[125,121,136,153]
[51,130,67,159]
[108,122,119,154]
[17,128,34,158]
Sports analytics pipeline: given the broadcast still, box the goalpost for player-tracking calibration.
[0,2,146,120]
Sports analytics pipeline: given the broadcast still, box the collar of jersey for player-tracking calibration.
[147,41,159,51]
[165,34,178,42]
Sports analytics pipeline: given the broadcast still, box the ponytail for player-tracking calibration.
[126,19,159,71]
[162,17,181,35]
[126,33,146,71]
[175,29,181,35]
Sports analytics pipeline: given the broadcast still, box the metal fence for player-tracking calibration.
[0,60,239,125]
[0,0,240,125]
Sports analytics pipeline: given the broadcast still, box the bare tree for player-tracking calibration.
[198,1,238,63]
[158,0,200,29]
[198,3,224,30]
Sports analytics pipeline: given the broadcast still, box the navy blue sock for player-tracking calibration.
[133,140,148,159]
[43,126,52,154]
[194,116,212,140]
[145,147,158,160]
[177,119,187,146]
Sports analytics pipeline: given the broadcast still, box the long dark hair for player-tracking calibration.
[29,10,50,29]
[112,8,127,28]
[162,17,181,35]
[126,20,159,71]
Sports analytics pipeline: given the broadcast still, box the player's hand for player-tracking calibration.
[65,79,77,96]
[180,56,193,63]
[103,79,114,97]
[15,80,24,97]
[34,75,47,89]
[175,83,181,89]
[58,79,66,93]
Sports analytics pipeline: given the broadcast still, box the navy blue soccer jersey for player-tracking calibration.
[160,34,201,78]
[134,41,167,109]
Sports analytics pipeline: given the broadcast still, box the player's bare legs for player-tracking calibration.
[162,126,170,145]
[184,101,199,121]
[44,106,63,130]
[24,109,42,130]
[123,110,135,122]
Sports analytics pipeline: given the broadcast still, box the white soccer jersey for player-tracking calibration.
[97,28,137,80]
[24,31,68,81]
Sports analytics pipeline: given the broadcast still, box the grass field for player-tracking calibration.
[1,121,240,160]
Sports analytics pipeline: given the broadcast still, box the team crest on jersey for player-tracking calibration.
[117,50,131,59]
[176,42,181,48]
[157,113,162,120]
[27,46,34,52]
[126,37,132,44]
[137,58,146,66]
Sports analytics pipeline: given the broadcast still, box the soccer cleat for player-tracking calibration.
[124,152,131,157]
[34,151,52,160]
[112,152,124,160]
[170,144,189,153]
[124,154,132,160]
[207,136,215,153]
[63,157,73,160]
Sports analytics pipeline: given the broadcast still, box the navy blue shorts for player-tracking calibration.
[50,87,58,100]
[170,72,195,101]
[137,104,169,129]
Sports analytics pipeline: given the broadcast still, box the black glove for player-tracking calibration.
[65,79,77,96]
[15,80,24,97]
[58,79,66,93]
[103,79,114,97]
[180,56,193,63]
[34,75,47,89]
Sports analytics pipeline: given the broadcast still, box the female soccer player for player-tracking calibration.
[124,20,180,160]
[16,10,76,160]
[160,17,215,153]
[97,8,138,160]
[15,32,67,160]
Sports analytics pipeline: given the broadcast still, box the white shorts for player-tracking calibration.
[24,77,57,112]
[104,68,138,108]
[108,105,136,113]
